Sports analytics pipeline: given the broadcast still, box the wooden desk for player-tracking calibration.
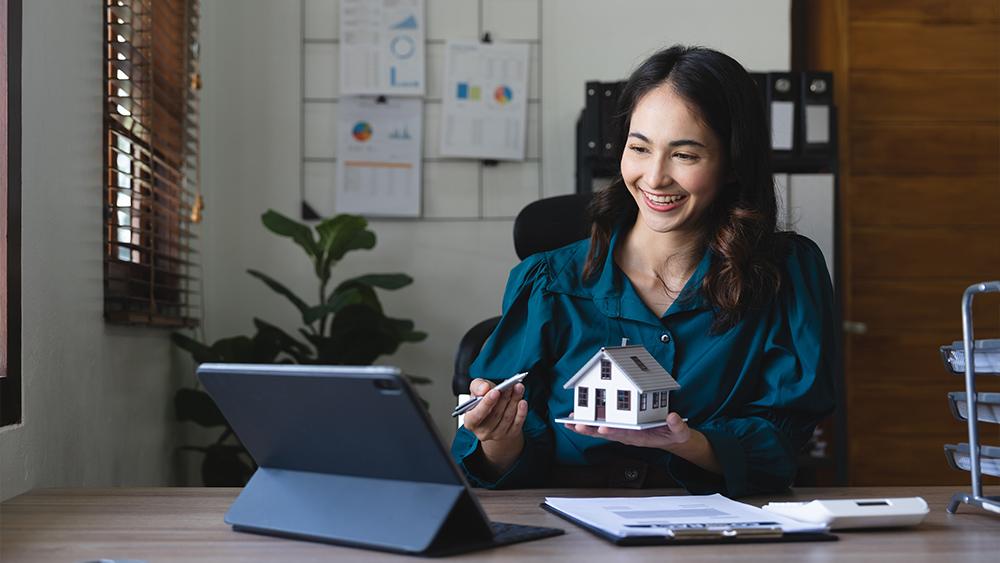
[2,487,998,562]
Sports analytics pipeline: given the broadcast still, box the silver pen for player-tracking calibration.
[451,372,528,417]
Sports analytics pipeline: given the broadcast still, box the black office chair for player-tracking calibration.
[452,192,594,396]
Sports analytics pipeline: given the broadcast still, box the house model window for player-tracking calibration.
[554,343,680,430]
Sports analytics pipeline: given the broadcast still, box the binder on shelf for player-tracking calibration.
[800,72,834,155]
[749,72,769,116]
[597,82,623,160]
[581,81,603,159]
[767,72,798,154]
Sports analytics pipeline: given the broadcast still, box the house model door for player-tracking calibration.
[595,389,606,420]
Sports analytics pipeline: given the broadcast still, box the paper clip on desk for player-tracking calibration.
[942,281,1000,515]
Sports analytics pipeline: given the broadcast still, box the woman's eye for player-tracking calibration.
[674,153,698,161]
[628,145,649,154]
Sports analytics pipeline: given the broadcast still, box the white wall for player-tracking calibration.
[199,0,790,442]
[0,0,184,501]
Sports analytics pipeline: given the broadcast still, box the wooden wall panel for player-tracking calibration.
[828,0,1000,487]
[852,281,1000,331]
[849,0,1000,23]
[851,227,1000,279]
[850,22,1000,70]
[848,383,996,435]
[849,332,967,386]
[851,71,1000,122]
[850,434,1000,486]
[850,176,1000,227]
[850,124,1000,176]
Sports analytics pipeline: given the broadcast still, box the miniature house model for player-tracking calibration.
[555,343,680,430]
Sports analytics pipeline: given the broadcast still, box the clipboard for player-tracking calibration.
[541,502,838,546]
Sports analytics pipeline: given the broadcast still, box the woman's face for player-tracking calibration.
[620,83,727,237]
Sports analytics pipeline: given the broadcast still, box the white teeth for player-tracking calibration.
[644,192,686,204]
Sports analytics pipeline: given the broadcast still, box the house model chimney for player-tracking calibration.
[621,337,629,347]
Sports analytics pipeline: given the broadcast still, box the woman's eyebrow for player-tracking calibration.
[668,139,707,148]
[627,132,706,148]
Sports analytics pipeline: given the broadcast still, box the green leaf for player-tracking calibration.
[208,335,258,363]
[175,388,227,427]
[330,281,383,313]
[247,269,310,319]
[340,273,413,291]
[253,318,313,362]
[403,330,428,343]
[315,215,376,281]
[316,304,396,364]
[262,209,319,258]
[171,332,221,363]
[316,215,377,261]
[303,287,364,325]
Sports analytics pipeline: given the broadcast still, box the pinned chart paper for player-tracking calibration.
[340,0,425,96]
[335,97,423,217]
[440,41,529,161]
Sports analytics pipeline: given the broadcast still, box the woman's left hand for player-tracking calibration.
[564,412,691,450]
[564,412,721,473]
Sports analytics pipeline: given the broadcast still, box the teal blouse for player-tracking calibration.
[451,230,837,498]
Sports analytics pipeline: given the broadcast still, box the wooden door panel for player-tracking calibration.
[847,383,1000,434]
[849,176,1000,227]
[850,21,1000,70]
[852,281,1000,332]
[848,0,1000,23]
[847,331,1000,388]
[850,124,1000,176]
[851,227,1000,279]
[850,434,1000,486]
[851,71,1000,122]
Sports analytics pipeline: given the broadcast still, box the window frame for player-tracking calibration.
[577,386,588,407]
[1,0,22,427]
[617,390,630,411]
[600,358,611,380]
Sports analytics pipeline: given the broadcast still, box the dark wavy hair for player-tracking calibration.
[582,45,787,333]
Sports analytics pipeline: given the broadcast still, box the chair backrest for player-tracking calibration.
[453,192,594,396]
[512,193,593,260]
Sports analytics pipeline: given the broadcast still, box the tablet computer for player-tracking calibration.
[198,363,562,556]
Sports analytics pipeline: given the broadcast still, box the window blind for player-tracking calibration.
[103,0,200,327]
[2,0,22,427]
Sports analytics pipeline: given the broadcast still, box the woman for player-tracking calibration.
[451,45,836,498]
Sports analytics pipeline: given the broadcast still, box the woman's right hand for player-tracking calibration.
[462,378,528,474]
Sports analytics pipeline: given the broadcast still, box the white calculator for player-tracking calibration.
[762,497,929,530]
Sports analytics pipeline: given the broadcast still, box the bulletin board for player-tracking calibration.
[299,0,544,221]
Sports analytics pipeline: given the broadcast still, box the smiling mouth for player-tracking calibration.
[641,190,687,205]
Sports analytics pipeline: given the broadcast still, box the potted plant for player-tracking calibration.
[173,210,427,485]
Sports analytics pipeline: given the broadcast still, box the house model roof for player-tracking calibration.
[562,345,680,392]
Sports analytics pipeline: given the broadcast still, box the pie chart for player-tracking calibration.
[352,121,373,142]
[494,85,513,105]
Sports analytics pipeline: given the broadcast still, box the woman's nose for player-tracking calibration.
[645,161,673,188]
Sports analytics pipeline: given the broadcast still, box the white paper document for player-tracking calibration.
[543,494,828,538]
[335,97,422,217]
[340,0,425,96]
[440,41,529,160]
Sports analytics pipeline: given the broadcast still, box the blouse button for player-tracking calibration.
[660,333,671,343]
